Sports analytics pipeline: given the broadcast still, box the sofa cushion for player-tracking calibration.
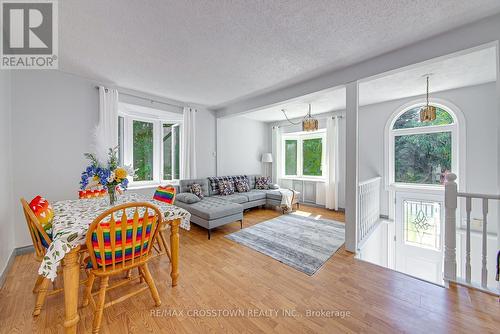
[247,175,257,189]
[189,183,204,199]
[208,176,233,195]
[234,179,250,193]
[179,178,209,197]
[244,190,267,201]
[253,189,282,200]
[175,193,201,204]
[218,179,235,196]
[174,197,242,220]
[255,176,271,190]
[212,194,248,204]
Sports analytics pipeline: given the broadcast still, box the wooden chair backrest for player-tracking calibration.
[20,198,52,259]
[86,202,163,271]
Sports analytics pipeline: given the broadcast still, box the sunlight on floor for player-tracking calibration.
[290,210,323,220]
[291,210,311,217]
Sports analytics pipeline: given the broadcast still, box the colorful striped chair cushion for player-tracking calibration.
[153,186,176,204]
[91,216,155,266]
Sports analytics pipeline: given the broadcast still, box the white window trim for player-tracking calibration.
[118,105,183,188]
[281,129,327,181]
[383,98,466,219]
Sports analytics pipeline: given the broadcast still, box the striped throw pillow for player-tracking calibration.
[153,185,176,204]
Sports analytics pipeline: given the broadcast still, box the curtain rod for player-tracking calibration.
[95,86,184,109]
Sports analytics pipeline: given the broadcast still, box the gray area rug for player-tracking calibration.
[225,214,345,275]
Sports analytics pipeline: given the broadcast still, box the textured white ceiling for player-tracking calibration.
[243,46,497,122]
[243,86,346,122]
[60,0,500,107]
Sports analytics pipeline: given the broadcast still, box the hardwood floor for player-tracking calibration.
[1,205,498,333]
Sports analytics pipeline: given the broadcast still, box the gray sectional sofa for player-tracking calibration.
[173,175,298,239]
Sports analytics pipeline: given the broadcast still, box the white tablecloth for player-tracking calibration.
[39,193,190,280]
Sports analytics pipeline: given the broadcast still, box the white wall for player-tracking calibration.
[359,82,499,232]
[216,116,269,176]
[357,222,391,268]
[11,71,99,247]
[195,107,217,177]
[10,70,216,248]
[0,71,15,279]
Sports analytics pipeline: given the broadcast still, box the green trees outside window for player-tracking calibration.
[395,132,451,184]
[393,106,454,185]
[133,120,154,181]
[303,138,322,176]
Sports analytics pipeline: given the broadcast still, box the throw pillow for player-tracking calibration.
[153,185,176,204]
[175,193,201,204]
[269,183,280,190]
[218,180,235,196]
[29,195,54,247]
[255,176,271,190]
[235,179,250,193]
[189,183,204,199]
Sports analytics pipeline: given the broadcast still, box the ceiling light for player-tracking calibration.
[420,75,436,122]
[281,104,319,131]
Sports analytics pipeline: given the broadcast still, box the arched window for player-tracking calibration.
[388,104,458,186]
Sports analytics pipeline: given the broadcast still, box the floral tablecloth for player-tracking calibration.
[39,193,190,281]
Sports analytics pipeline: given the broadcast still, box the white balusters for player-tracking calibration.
[465,197,471,284]
[444,172,500,294]
[357,177,381,246]
[481,198,488,288]
[444,173,457,282]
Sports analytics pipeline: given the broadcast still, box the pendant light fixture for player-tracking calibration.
[420,75,436,122]
[302,104,319,131]
[281,103,319,132]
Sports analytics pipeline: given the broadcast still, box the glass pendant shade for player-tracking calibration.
[302,117,319,131]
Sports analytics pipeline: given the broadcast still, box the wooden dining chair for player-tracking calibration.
[20,198,88,316]
[82,202,163,333]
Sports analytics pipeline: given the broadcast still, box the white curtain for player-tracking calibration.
[325,116,340,210]
[181,106,197,179]
[95,87,119,163]
[271,125,281,184]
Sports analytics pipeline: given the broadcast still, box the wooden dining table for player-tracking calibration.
[39,193,191,334]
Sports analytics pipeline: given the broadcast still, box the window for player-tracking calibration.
[162,123,180,180]
[282,131,326,179]
[133,120,154,181]
[118,107,182,186]
[390,105,456,186]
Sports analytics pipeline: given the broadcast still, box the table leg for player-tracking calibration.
[169,219,180,286]
[62,246,81,334]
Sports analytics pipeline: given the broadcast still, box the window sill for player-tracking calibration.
[388,183,444,193]
[280,177,326,183]
[128,180,179,190]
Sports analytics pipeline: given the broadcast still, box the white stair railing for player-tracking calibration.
[444,173,500,294]
[357,177,381,246]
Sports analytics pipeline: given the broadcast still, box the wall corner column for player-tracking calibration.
[345,81,359,253]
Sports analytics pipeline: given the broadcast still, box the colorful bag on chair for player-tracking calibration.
[153,185,176,204]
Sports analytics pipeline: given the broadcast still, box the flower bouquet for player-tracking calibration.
[80,147,134,205]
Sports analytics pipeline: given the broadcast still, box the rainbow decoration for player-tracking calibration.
[153,186,176,205]
[79,189,107,199]
[91,217,154,266]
